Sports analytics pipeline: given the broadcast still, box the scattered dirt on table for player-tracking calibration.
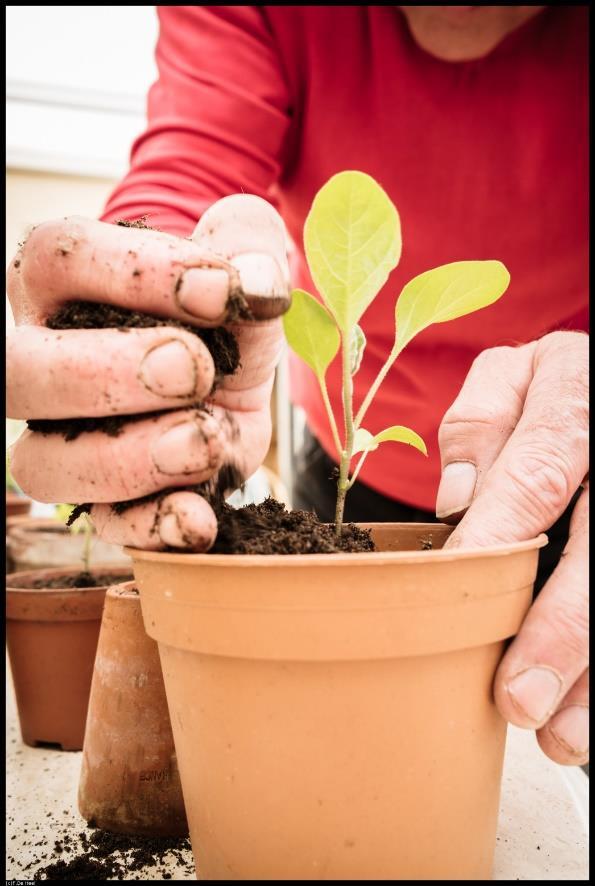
[31,824,193,881]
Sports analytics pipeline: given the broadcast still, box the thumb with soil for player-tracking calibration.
[7,196,292,552]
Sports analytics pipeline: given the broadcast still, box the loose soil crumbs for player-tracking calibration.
[31,824,193,881]
[115,216,155,230]
[70,485,376,555]
[209,498,375,554]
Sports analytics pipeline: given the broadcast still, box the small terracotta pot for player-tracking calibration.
[6,565,133,751]
[6,518,131,573]
[78,581,188,836]
[6,491,31,519]
[129,523,546,881]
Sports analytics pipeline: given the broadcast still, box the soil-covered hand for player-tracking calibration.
[436,331,588,766]
[7,196,290,552]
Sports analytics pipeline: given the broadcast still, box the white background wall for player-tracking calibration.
[6,5,159,178]
[6,6,159,329]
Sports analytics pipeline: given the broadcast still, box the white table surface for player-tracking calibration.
[6,660,588,881]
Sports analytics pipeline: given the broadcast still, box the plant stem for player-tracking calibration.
[335,335,355,535]
[83,515,93,573]
[354,345,401,430]
[319,375,342,456]
[347,449,369,489]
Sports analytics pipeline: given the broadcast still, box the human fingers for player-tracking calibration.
[436,342,535,522]
[537,669,589,766]
[91,491,218,553]
[7,325,215,419]
[440,331,588,546]
[493,486,588,757]
[8,199,289,328]
[9,400,271,505]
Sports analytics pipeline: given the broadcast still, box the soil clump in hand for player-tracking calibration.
[27,301,239,441]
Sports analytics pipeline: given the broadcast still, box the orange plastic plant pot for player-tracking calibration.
[128,523,546,881]
[6,566,132,751]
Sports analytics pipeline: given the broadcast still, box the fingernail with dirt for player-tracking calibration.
[158,493,218,550]
[176,267,230,321]
[158,512,212,550]
[548,705,589,758]
[151,418,222,476]
[436,461,477,520]
[139,341,197,398]
[507,666,563,725]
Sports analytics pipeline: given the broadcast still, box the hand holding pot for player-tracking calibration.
[7,196,290,551]
[436,331,588,766]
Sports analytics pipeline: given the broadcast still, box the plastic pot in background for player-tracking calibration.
[6,565,133,751]
[78,581,188,837]
[6,518,131,574]
[129,523,546,881]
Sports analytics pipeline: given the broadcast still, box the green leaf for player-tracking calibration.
[373,425,427,456]
[304,171,402,333]
[353,425,427,456]
[395,260,510,352]
[349,325,366,376]
[353,428,378,455]
[6,452,17,492]
[283,288,340,379]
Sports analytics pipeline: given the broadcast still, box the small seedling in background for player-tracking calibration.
[283,170,510,534]
[55,503,94,573]
[6,452,19,493]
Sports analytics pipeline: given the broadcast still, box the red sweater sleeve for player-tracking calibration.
[101,6,291,235]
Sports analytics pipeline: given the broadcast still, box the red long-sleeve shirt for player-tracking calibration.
[102,6,588,510]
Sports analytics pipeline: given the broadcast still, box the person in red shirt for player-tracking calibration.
[7,6,588,767]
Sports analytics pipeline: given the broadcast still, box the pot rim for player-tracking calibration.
[6,564,133,594]
[126,523,548,567]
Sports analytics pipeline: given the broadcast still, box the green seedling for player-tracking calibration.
[6,452,18,493]
[283,171,510,534]
[55,503,94,573]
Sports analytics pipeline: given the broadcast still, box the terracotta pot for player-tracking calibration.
[6,491,31,519]
[129,522,547,881]
[78,581,188,836]
[6,518,131,573]
[6,565,133,751]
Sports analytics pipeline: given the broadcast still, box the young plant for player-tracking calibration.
[55,503,94,573]
[6,420,26,493]
[283,171,510,534]
[6,452,19,493]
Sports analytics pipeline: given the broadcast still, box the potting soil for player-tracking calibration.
[26,572,134,589]
[27,824,193,881]
[208,497,376,554]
